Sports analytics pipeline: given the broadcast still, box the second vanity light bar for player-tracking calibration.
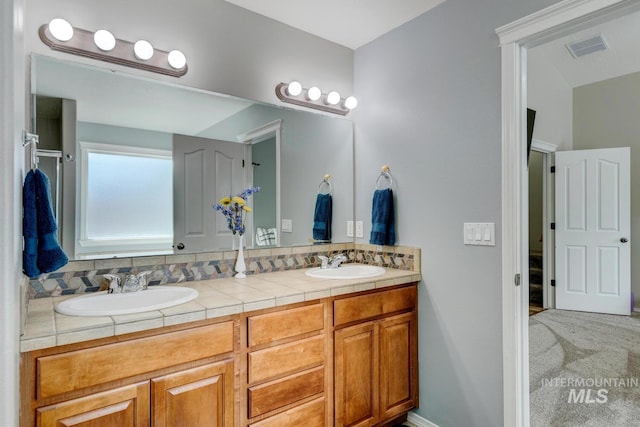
[39,18,187,77]
[275,81,358,116]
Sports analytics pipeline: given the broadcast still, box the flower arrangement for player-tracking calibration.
[213,187,260,236]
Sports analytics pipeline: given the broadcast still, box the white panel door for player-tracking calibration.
[555,147,630,315]
[173,135,245,252]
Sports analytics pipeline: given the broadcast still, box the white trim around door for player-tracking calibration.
[496,0,640,426]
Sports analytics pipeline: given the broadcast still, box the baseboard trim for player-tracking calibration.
[407,411,440,427]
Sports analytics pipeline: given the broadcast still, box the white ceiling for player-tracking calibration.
[224,0,447,49]
[532,9,640,88]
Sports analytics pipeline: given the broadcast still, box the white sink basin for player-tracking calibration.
[55,286,199,316]
[305,264,386,280]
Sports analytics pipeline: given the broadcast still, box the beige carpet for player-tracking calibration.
[529,309,640,426]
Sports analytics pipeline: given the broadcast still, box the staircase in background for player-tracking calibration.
[529,251,543,307]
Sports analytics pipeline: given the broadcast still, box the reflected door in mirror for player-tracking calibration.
[173,135,245,252]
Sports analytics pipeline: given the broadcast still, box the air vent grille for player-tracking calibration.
[566,34,608,59]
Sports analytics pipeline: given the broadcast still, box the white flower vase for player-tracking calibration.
[234,234,247,278]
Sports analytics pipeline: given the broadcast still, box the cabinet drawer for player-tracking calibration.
[248,303,324,347]
[248,367,324,418]
[249,397,325,427]
[248,335,324,384]
[37,321,234,399]
[334,285,416,327]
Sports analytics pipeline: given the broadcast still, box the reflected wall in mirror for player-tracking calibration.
[31,54,354,260]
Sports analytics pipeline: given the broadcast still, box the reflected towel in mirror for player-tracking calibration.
[313,193,332,241]
[256,227,277,246]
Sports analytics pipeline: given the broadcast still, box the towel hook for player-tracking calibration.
[376,165,393,190]
[23,130,40,170]
[318,174,333,195]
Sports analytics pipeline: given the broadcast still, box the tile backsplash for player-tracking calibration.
[26,243,419,299]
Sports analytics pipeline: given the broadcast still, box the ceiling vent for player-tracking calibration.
[566,34,608,59]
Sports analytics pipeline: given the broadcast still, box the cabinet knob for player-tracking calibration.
[620,237,629,243]
[175,243,185,250]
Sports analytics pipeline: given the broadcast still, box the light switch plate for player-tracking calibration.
[347,221,354,237]
[464,223,495,246]
[282,219,292,233]
[355,221,364,238]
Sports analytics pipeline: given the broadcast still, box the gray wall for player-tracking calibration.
[353,0,559,425]
[1,0,26,424]
[573,71,640,307]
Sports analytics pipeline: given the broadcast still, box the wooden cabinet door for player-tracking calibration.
[36,382,149,427]
[151,360,234,427]
[379,312,418,421]
[334,322,379,427]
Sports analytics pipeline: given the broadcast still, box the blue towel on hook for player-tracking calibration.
[369,188,395,246]
[23,169,68,278]
[313,193,332,241]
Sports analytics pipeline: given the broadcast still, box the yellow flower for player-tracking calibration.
[232,196,246,206]
[242,205,252,212]
[219,196,231,206]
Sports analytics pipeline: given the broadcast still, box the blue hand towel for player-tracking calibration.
[313,193,332,241]
[22,171,39,277]
[369,188,395,246]
[23,169,68,278]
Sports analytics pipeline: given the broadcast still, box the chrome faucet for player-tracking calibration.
[318,255,330,269]
[103,271,151,294]
[122,271,152,292]
[103,274,122,294]
[328,253,348,269]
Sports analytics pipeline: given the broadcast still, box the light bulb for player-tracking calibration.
[48,18,74,42]
[326,91,340,105]
[307,86,321,101]
[168,50,187,69]
[286,81,302,97]
[344,96,358,110]
[94,30,116,51]
[134,40,154,60]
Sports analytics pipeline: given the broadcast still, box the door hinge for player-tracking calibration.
[514,273,521,287]
[550,279,556,287]
[550,222,555,230]
[550,166,555,173]
[242,159,245,167]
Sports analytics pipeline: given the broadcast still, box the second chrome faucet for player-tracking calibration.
[318,253,348,269]
[104,271,152,293]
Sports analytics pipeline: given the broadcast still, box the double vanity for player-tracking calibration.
[20,261,420,427]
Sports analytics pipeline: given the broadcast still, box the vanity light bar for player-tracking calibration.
[275,82,358,116]
[39,19,187,77]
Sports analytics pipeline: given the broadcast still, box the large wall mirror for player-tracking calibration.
[31,54,354,260]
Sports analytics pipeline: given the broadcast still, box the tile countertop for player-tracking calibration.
[21,265,421,353]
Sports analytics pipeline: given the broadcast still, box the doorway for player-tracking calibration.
[497,0,640,425]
